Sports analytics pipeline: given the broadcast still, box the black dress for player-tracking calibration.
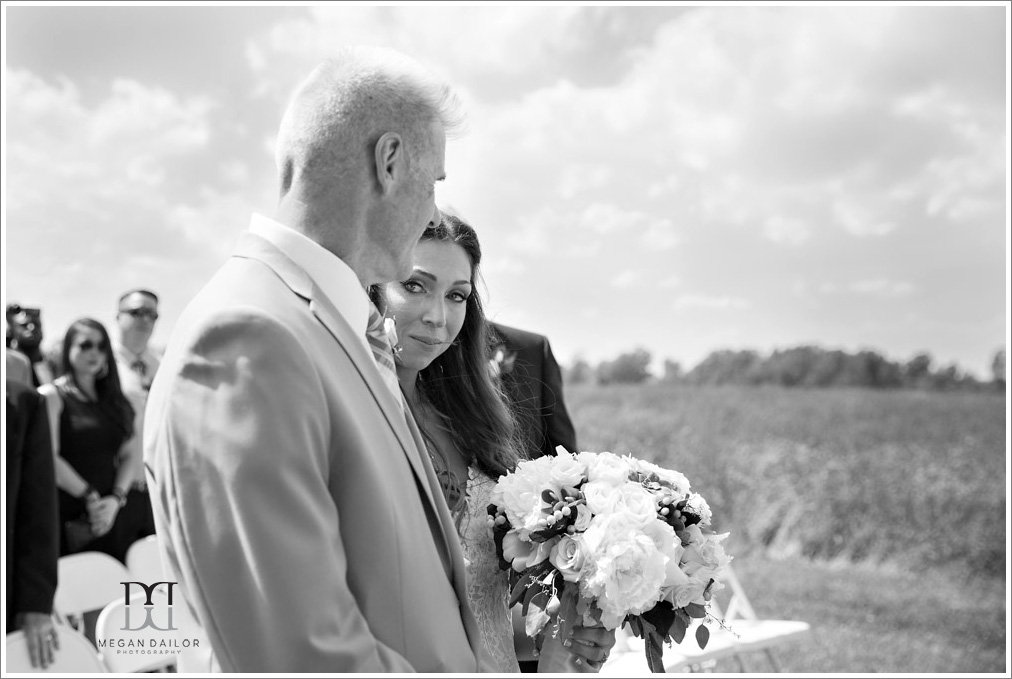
[55,379,132,562]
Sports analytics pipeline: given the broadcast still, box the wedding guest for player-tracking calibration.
[112,288,161,544]
[144,47,487,672]
[6,304,55,387]
[377,213,616,673]
[7,346,34,386]
[489,321,579,671]
[6,379,60,669]
[38,318,136,563]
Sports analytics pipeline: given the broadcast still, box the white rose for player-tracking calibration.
[549,452,587,489]
[584,452,633,485]
[616,483,659,526]
[571,502,594,532]
[549,534,586,583]
[670,576,709,608]
[582,481,622,515]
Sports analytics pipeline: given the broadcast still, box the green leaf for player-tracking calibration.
[670,614,687,644]
[695,624,710,649]
[684,602,707,619]
[508,571,533,609]
[541,489,558,504]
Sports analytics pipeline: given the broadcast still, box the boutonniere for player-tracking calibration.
[489,344,518,379]
[384,316,402,356]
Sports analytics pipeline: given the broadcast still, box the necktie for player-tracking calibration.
[366,303,404,411]
[130,358,151,391]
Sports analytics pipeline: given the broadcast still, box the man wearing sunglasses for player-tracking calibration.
[5,304,55,388]
[112,289,162,545]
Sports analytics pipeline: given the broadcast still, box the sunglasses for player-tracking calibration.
[75,340,108,353]
[121,308,159,321]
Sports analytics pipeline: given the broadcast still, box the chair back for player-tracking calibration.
[125,535,166,584]
[54,552,132,624]
[5,621,109,672]
[95,589,179,673]
[712,565,758,621]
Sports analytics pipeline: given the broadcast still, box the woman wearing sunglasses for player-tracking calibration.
[38,318,136,562]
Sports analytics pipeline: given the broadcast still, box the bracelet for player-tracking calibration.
[80,485,98,501]
[112,488,128,508]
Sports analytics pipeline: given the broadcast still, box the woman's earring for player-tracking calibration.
[96,361,109,379]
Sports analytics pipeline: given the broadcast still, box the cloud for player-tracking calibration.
[849,279,916,296]
[673,294,751,310]
[764,215,810,245]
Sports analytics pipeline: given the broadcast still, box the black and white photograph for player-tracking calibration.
[3,2,1008,675]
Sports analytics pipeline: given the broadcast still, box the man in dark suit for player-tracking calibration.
[489,322,579,672]
[489,322,578,460]
[5,379,60,668]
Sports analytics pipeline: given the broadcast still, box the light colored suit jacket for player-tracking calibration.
[144,233,486,672]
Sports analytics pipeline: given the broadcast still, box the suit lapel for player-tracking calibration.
[230,233,445,526]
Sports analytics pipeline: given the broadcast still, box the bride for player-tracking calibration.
[374,213,615,673]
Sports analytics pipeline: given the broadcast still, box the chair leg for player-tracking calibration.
[733,653,748,673]
[764,649,783,672]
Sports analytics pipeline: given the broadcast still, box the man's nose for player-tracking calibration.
[429,205,442,229]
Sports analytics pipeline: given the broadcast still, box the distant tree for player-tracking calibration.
[903,352,933,389]
[992,349,1006,388]
[685,349,763,385]
[565,356,592,385]
[597,348,652,385]
[931,363,963,391]
[662,359,683,382]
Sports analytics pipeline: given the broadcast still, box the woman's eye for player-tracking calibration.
[402,280,423,293]
[449,291,468,303]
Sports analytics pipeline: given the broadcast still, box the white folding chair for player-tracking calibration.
[54,551,132,631]
[695,565,811,672]
[5,621,109,672]
[125,534,166,585]
[603,564,811,674]
[95,589,178,673]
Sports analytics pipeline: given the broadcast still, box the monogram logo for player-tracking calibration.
[119,582,178,631]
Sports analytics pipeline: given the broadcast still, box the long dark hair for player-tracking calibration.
[59,318,135,440]
[372,214,522,481]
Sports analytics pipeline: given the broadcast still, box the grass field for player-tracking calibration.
[565,383,1008,673]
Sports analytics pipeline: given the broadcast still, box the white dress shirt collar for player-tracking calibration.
[248,213,371,343]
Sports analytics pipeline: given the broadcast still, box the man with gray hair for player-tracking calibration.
[145,47,485,672]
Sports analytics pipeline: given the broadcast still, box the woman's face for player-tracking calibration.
[68,326,108,378]
[384,239,473,373]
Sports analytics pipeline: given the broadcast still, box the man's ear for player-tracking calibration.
[374,132,405,194]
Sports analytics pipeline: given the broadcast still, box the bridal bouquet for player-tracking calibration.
[487,446,732,672]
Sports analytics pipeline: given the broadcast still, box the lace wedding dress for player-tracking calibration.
[457,466,522,673]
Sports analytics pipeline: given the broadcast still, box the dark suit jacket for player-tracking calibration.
[489,323,578,459]
[5,379,59,629]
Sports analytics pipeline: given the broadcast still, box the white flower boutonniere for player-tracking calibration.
[384,316,401,355]
[489,344,518,379]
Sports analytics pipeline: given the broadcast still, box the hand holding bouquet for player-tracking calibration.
[487,446,732,672]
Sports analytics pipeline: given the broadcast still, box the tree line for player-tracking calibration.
[565,345,1007,391]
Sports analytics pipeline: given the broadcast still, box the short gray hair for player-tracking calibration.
[275,46,464,194]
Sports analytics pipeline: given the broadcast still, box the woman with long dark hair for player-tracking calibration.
[375,214,614,672]
[39,318,136,562]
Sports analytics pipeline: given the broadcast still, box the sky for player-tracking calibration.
[2,3,1009,379]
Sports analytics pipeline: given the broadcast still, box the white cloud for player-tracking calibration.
[611,271,642,289]
[764,215,810,245]
[850,279,915,296]
[674,294,751,310]
[833,200,896,237]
